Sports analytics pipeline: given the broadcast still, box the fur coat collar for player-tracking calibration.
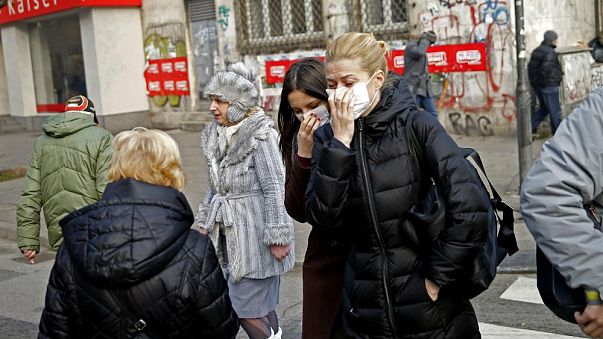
[201,110,274,169]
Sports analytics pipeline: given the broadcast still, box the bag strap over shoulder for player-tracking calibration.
[462,148,519,257]
[405,112,423,177]
[405,111,427,205]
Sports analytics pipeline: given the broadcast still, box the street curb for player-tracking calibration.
[497,249,537,274]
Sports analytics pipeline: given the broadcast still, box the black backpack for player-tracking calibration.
[405,114,519,298]
[536,203,602,323]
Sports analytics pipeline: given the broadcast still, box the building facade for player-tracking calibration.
[0,0,600,135]
[230,0,600,136]
[0,0,149,132]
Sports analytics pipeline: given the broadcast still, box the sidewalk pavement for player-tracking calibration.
[0,129,546,269]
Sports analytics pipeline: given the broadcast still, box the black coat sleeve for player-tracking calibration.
[305,125,357,230]
[191,235,239,338]
[411,112,490,288]
[38,246,79,338]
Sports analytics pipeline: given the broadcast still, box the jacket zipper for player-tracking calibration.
[357,119,399,338]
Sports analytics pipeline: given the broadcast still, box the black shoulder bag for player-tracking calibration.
[405,113,518,299]
[536,203,602,323]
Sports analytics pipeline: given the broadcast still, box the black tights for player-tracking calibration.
[240,311,279,339]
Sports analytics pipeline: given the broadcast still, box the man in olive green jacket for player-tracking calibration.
[16,96,113,263]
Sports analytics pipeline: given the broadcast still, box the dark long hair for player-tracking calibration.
[277,58,328,172]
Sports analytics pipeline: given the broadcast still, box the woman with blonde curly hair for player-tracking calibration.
[39,127,239,338]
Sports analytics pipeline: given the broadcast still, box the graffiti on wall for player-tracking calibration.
[217,5,231,31]
[416,0,516,135]
[191,22,219,102]
[448,111,494,136]
[592,64,603,89]
[559,52,591,104]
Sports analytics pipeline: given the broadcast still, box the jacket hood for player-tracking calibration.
[364,72,418,137]
[60,178,194,287]
[43,112,97,138]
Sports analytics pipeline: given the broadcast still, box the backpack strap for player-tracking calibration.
[405,112,423,177]
[462,148,519,257]
[405,111,432,204]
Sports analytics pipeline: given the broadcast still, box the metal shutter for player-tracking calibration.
[188,0,216,22]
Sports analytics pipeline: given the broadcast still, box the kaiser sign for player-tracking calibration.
[0,0,141,24]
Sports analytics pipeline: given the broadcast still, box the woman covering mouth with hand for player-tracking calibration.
[304,32,491,338]
[277,58,348,339]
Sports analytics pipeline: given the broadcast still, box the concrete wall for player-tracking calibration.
[0,24,37,117]
[0,34,9,116]
[408,0,596,136]
[80,8,149,121]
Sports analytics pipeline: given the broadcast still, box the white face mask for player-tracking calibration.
[295,105,330,127]
[326,72,379,120]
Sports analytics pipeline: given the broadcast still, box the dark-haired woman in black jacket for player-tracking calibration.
[305,32,490,338]
[38,128,239,339]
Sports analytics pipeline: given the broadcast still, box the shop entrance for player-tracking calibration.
[29,15,86,112]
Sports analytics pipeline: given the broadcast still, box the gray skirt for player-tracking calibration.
[227,275,280,318]
[219,229,280,318]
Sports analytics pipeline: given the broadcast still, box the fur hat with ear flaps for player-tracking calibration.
[204,62,260,123]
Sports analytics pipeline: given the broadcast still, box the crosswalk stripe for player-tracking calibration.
[479,323,582,338]
[500,276,544,304]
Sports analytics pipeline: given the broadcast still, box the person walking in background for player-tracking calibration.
[403,30,438,118]
[305,32,490,338]
[16,95,112,263]
[277,58,347,339]
[521,88,603,338]
[588,31,603,63]
[196,62,294,339]
[528,30,563,137]
[38,128,239,338]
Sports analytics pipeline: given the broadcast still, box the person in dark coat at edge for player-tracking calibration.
[528,30,563,137]
[277,58,348,339]
[403,31,438,118]
[305,32,491,338]
[38,128,239,338]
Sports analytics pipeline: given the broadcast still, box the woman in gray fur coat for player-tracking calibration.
[195,62,295,339]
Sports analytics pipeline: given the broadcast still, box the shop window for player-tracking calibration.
[29,15,86,112]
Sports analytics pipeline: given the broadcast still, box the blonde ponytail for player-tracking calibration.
[326,32,388,76]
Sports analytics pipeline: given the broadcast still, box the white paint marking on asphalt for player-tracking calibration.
[479,323,582,338]
[500,276,544,304]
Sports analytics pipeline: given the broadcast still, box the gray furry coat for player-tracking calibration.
[196,111,295,282]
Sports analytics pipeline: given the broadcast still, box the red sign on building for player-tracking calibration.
[387,43,487,74]
[0,0,142,25]
[264,43,487,85]
[144,57,191,97]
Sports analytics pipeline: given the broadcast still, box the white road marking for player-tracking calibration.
[500,276,544,304]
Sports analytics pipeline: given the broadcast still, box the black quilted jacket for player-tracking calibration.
[528,42,562,88]
[38,178,239,338]
[305,75,489,338]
